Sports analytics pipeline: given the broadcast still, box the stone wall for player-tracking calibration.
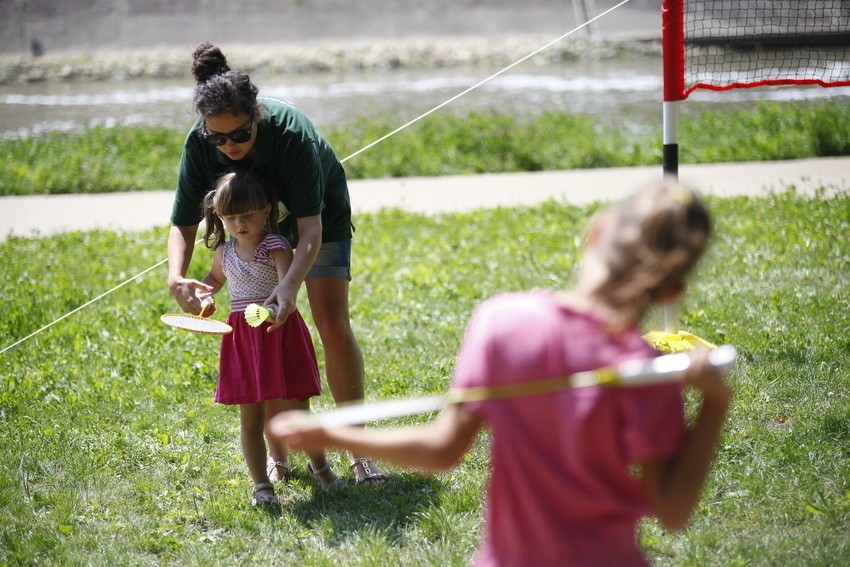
[0,0,659,56]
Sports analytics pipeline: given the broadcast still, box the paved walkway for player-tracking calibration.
[1,157,848,241]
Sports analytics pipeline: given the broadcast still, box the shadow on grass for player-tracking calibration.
[284,469,448,541]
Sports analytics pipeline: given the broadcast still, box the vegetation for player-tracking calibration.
[1,99,848,195]
[1,189,848,565]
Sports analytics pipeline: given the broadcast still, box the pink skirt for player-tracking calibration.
[215,309,321,405]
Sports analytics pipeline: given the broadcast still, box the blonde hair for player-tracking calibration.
[202,171,277,250]
[592,178,711,331]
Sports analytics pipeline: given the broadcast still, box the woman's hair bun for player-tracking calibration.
[191,42,230,84]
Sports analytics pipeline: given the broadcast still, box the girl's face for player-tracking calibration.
[203,111,258,162]
[218,204,270,242]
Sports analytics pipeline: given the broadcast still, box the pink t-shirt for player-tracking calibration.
[453,290,687,567]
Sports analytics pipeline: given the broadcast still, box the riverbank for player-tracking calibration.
[0,34,660,85]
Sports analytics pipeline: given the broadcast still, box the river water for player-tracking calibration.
[2,57,849,140]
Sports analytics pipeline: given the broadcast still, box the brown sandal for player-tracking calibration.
[251,482,279,508]
[266,459,291,483]
[307,461,347,491]
[350,457,387,485]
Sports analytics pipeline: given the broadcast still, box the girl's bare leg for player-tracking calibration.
[241,402,275,501]
[273,398,343,487]
[264,398,290,481]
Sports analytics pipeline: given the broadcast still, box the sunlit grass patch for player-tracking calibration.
[1,189,848,565]
[1,99,848,195]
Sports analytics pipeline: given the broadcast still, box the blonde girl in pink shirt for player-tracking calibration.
[271,178,732,564]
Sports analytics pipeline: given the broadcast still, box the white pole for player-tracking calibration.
[663,99,680,335]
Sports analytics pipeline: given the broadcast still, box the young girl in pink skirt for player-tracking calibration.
[272,179,732,563]
[199,170,345,507]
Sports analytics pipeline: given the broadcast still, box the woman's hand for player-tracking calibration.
[269,411,327,452]
[264,281,299,331]
[169,277,215,316]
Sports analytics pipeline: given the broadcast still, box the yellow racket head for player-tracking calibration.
[160,313,232,335]
[244,303,274,327]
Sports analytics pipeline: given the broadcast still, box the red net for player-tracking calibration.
[663,0,850,101]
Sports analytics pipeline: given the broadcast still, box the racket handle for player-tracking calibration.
[199,297,215,317]
[289,346,739,427]
[617,344,737,386]
[304,395,446,428]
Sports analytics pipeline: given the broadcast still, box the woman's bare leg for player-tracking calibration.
[305,277,386,484]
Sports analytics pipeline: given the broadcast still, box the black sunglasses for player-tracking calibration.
[201,112,256,146]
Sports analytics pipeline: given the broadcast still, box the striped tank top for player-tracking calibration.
[222,234,291,312]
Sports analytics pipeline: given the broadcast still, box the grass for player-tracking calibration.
[1,99,849,195]
[1,188,849,565]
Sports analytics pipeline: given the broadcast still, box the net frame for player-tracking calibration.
[662,0,850,102]
[654,0,849,349]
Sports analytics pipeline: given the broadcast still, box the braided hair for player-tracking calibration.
[191,42,259,118]
[592,178,711,332]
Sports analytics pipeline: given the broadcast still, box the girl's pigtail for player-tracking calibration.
[202,190,226,250]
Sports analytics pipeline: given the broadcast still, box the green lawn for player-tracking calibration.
[1,189,848,565]
[1,99,848,196]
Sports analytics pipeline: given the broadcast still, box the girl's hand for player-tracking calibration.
[682,348,733,405]
[198,295,217,317]
[268,411,327,452]
[169,277,215,315]
[264,282,298,331]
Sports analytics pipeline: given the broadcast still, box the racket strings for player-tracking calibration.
[160,313,233,334]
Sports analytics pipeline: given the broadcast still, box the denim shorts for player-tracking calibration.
[306,239,352,280]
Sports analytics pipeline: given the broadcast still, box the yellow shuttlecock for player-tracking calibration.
[244,303,276,327]
[643,330,716,354]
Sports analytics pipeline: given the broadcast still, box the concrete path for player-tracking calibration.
[1,157,848,241]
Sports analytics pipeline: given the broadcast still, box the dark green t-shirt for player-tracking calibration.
[171,97,351,247]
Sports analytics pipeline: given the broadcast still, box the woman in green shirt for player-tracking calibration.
[167,42,385,486]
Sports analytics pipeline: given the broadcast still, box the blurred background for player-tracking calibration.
[0,0,658,54]
[0,0,847,140]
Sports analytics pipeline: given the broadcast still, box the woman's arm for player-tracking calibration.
[270,403,486,473]
[167,223,214,314]
[265,215,322,329]
[271,245,294,284]
[639,350,732,531]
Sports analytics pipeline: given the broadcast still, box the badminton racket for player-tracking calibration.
[292,345,737,428]
[160,298,233,335]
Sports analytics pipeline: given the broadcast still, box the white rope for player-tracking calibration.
[340,0,633,164]
[0,256,170,356]
[1,0,632,355]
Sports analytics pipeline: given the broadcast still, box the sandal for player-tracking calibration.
[251,482,279,508]
[267,459,291,483]
[307,461,347,491]
[350,457,387,485]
